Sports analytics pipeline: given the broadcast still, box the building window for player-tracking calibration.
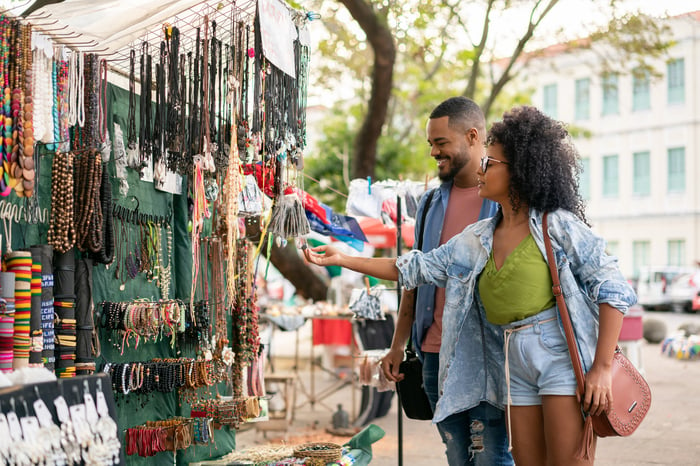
[668,240,685,266]
[607,240,619,257]
[601,73,619,115]
[633,151,650,196]
[579,158,590,200]
[575,78,590,120]
[667,147,685,193]
[632,69,650,111]
[667,58,685,105]
[602,154,618,197]
[632,240,650,279]
[543,84,557,118]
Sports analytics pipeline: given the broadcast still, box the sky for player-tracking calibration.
[467,0,699,57]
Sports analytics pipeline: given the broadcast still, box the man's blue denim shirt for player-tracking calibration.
[396,208,637,423]
[412,181,498,360]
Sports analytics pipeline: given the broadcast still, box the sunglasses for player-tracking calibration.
[480,156,510,174]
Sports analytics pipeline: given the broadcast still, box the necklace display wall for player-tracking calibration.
[0,1,313,463]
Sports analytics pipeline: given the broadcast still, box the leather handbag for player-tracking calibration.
[396,188,436,421]
[396,346,434,420]
[542,213,651,455]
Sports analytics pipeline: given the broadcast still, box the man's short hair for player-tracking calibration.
[429,97,485,137]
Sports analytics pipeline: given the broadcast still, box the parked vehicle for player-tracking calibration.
[636,266,696,311]
[666,270,700,313]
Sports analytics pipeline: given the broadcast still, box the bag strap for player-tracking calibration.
[416,188,436,251]
[542,212,586,395]
[406,188,437,353]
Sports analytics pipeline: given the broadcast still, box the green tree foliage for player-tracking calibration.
[303,0,673,197]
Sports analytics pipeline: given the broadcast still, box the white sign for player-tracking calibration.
[259,0,297,78]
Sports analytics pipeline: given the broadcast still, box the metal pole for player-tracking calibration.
[396,195,403,466]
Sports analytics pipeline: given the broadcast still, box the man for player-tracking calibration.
[381,97,512,466]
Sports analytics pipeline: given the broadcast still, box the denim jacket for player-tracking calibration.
[412,181,498,360]
[396,207,637,423]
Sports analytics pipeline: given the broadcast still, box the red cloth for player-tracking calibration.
[312,318,352,346]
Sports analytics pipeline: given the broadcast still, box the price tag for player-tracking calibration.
[6,411,23,442]
[96,391,110,418]
[20,416,39,442]
[33,398,55,429]
[84,393,99,426]
[69,404,90,439]
[54,396,70,424]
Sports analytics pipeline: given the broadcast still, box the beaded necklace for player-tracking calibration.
[231,239,259,398]
[20,23,35,198]
[57,57,70,153]
[51,57,59,150]
[75,52,84,128]
[90,163,113,265]
[0,17,11,196]
[32,47,46,146]
[74,150,103,253]
[157,224,172,299]
[13,21,24,198]
[47,151,76,253]
[67,50,77,126]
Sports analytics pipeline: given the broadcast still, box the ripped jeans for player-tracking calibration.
[423,352,513,466]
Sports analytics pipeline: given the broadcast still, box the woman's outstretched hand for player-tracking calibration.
[302,244,344,267]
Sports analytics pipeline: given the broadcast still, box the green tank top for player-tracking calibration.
[478,234,555,325]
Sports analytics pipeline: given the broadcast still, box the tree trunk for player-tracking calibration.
[260,233,329,302]
[339,0,396,180]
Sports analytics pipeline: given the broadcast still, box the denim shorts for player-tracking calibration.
[502,307,577,406]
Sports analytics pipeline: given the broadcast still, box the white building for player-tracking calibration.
[521,11,700,279]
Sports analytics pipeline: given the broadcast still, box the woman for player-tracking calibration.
[303,106,636,465]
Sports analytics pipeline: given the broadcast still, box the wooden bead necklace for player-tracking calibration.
[47,151,76,253]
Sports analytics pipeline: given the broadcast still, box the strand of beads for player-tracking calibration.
[12,20,23,198]
[0,17,12,196]
[56,56,69,152]
[20,23,34,197]
[47,151,76,253]
[157,225,172,298]
[75,150,103,253]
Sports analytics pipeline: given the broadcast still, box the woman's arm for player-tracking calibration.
[580,303,623,416]
[303,245,399,281]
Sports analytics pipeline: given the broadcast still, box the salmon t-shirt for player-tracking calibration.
[421,186,482,353]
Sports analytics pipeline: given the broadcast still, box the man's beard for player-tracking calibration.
[438,155,468,182]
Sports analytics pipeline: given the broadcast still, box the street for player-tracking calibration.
[237,310,700,465]
[366,309,700,465]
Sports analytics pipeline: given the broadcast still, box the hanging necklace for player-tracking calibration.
[127,49,136,151]
[158,223,172,299]
[166,26,181,157]
[138,42,152,170]
[98,58,108,144]
[191,26,201,156]
[76,52,84,128]
[67,49,77,126]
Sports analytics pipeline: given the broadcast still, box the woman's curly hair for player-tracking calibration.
[486,106,588,224]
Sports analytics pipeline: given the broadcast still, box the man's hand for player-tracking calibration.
[380,347,405,383]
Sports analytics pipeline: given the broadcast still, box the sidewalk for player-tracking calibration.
[236,340,700,465]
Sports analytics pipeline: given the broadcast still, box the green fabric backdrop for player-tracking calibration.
[5,83,237,464]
